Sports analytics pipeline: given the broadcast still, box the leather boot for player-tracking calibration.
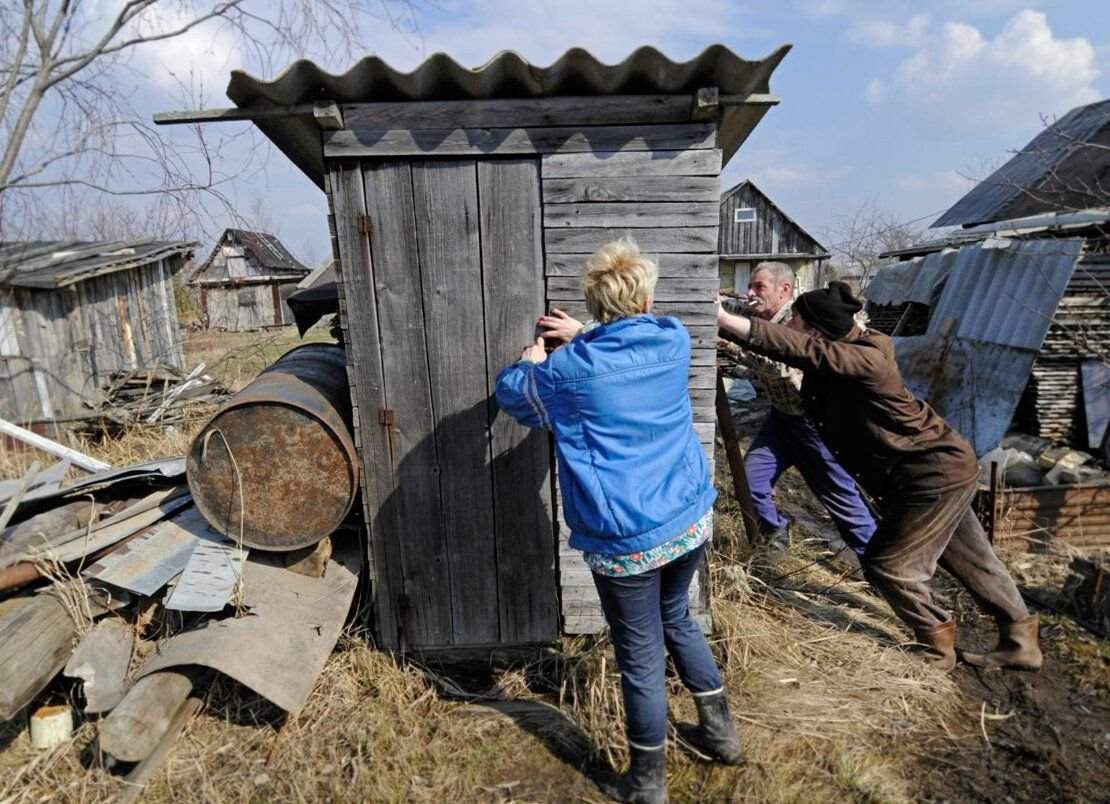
[690,690,742,764]
[598,744,668,804]
[962,614,1043,670]
[912,619,957,670]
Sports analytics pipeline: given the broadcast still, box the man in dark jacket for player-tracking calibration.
[717,281,1041,671]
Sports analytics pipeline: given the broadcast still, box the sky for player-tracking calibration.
[118,0,1110,263]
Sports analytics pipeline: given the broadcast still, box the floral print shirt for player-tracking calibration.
[583,510,712,577]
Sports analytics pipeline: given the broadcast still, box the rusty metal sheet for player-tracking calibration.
[895,333,1037,458]
[187,344,357,551]
[136,537,359,713]
[863,249,957,306]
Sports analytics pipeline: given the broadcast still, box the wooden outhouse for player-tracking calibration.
[211,45,789,651]
[718,179,829,294]
[189,229,309,331]
[0,240,193,427]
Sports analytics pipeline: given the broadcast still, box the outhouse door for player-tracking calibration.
[331,158,558,651]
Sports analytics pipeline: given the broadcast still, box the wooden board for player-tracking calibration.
[542,176,720,204]
[341,95,697,130]
[546,276,718,302]
[544,227,718,254]
[324,124,716,159]
[479,159,558,644]
[541,149,722,178]
[412,160,500,644]
[362,161,454,648]
[545,253,718,278]
[329,164,404,649]
[543,202,719,229]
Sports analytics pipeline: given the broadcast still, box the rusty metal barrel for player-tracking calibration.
[186,343,359,551]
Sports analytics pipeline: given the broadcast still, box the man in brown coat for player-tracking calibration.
[717,281,1041,671]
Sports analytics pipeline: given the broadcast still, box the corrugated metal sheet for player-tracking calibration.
[226,44,791,186]
[888,239,1083,455]
[0,240,196,288]
[927,239,1082,350]
[934,98,1110,228]
[863,249,959,305]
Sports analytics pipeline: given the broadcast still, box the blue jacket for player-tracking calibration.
[494,314,716,555]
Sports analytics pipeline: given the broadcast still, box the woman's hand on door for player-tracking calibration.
[521,336,548,364]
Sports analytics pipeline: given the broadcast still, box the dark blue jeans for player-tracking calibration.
[745,408,876,553]
[591,542,723,747]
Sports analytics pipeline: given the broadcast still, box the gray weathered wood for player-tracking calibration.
[329,164,404,649]
[546,276,718,302]
[542,148,722,178]
[324,124,716,159]
[479,158,558,644]
[118,696,202,802]
[542,176,720,203]
[544,227,718,254]
[691,87,720,122]
[313,101,344,130]
[0,590,84,720]
[412,160,499,645]
[361,161,453,648]
[546,301,717,327]
[341,95,697,130]
[99,671,194,762]
[64,618,134,713]
[545,253,718,278]
[543,202,718,229]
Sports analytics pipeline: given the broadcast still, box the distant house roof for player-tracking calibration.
[225,44,791,187]
[0,240,196,289]
[933,98,1110,228]
[191,229,310,284]
[719,178,829,257]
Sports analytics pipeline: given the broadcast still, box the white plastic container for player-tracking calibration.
[29,705,73,749]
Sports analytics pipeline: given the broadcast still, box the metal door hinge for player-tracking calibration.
[357,215,373,234]
[378,408,394,427]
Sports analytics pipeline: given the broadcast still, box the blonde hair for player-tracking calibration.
[581,238,659,323]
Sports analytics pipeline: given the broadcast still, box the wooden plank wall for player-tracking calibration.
[719,182,820,258]
[540,147,720,635]
[324,97,722,643]
[0,258,185,422]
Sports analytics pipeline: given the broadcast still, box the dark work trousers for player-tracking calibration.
[745,408,877,552]
[861,480,1029,631]
[591,543,724,748]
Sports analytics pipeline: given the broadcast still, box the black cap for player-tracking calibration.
[793,281,863,340]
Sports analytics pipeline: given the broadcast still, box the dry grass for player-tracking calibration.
[0,509,966,803]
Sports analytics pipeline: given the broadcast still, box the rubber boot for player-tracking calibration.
[597,744,668,804]
[962,614,1043,671]
[691,690,742,764]
[912,619,957,671]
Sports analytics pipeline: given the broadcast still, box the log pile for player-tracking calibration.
[76,363,231,435]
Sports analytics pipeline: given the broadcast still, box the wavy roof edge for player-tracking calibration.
[0,239,197,289]
[227,44,791,106]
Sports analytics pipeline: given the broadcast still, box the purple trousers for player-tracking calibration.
[745,408,877,553]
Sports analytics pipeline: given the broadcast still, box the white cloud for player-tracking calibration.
[866,10,1101,134]
[851,14,929,48]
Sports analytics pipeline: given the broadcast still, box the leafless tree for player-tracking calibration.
[0,0,424,242]
[822,202,924,289]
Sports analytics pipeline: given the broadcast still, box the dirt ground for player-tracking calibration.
[1,334,1107,802]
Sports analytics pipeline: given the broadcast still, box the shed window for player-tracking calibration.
[734,208,757,224]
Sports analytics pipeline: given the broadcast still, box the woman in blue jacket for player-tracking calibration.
[495,239,738,804]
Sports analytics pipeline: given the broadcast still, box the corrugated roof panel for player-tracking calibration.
[927,238,1082,350]
[933,98,1110,228]
[0,240,197,289]
[226,44,791,187]
[863,249,959,305]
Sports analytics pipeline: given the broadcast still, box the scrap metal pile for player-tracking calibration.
[76,364,232,436]
[0,343,361,793]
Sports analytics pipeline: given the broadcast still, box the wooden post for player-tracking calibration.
[715,371,761,546]
[0,592,85,720]
[99,671,195,762]
[987,461,999,544]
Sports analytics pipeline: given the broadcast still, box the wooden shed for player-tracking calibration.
[0,240,193,427]
[189,229,309,331]
[718,179,829,294]
[206,44,789,652]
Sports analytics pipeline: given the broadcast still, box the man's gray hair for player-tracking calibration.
[752,261,795,287]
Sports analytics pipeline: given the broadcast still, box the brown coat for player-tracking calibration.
[745,318,978,501]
